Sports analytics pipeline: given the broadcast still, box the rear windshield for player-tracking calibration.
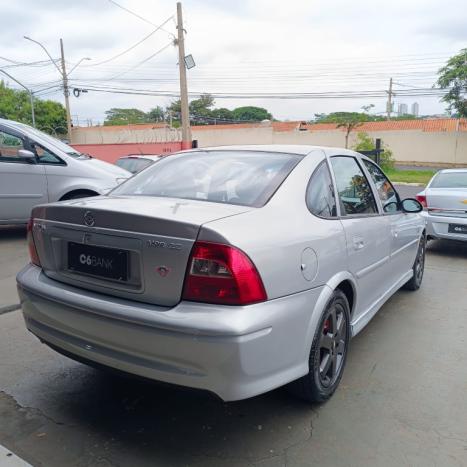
[111,150,301,207]
[116,157,155,174]
[430,172,467,188]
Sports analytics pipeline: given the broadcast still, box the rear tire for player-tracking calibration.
[289,289,350,403]
[403,234,426,291]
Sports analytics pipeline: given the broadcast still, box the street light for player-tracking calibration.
[68,57,91,75]
[0,69,36,127]
[23,36,91,140]
[23,36,62,74]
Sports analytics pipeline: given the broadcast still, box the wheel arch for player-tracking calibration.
[302,272,357,366]
[59,189,99,201]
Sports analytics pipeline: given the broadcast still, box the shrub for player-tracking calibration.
[352,132,395,171]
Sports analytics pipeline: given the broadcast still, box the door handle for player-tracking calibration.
[353,237,365,250]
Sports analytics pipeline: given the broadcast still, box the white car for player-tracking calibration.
[0,119,130,225]
[417,169,467,241]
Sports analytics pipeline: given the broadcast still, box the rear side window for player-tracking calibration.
[306,161,337,218]
[430,172,467,188]
[112,151,301,207]
[331,156,378,216]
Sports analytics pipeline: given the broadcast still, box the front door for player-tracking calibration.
[330,156,391,322]
[0,128,47,223]
[361,159,420,280]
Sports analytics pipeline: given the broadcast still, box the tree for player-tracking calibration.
[148,106,166,122]
[210,107,234,123]
[104,108,148,126]
[0,80,66,134]
[166,94,216,125]
[314,111,384,123]
[336,114,366,148]
[231,106,272,122]
[436,48,467,117]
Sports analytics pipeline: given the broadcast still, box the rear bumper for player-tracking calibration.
[422,211,467,241]
[17,264,323,401]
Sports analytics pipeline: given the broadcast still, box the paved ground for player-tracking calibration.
[1,202,467,467]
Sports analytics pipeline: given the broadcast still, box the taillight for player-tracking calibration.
[27,218,41,267]
[416,194,427,208]
[182,241,267,305]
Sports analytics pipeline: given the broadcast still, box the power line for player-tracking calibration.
[84,15,174,67]
[106,0,175,37]
[105,41,174,80]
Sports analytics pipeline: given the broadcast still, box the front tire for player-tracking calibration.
[403,234,426,291]
[289,289,350,403]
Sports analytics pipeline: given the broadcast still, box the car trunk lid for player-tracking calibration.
[31,195,252,307]
[426,188,467,218]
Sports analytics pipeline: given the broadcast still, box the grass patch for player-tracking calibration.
[385,168,436,185]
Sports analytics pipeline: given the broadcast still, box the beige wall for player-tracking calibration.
[72,126,182,145]
[193,127,467,166]
[72,125,467,166]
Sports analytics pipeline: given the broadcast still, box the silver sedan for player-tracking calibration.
[17,145,426,402]
[417,169,467,242]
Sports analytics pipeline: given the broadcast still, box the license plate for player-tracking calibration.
[68,242,129,281]
[448,224,467,235]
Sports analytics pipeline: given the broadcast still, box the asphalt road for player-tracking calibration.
[1,195,467,467]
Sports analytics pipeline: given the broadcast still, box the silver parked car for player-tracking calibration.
[115,154,164,174]
[0,118,130,225]
[17,145,426,402]
[417,169,467,241]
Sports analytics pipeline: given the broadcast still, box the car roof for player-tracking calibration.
[119,154,163,160]
[437,168,467,173]
[188,144,358,157]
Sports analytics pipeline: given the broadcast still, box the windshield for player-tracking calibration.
[116,158,156,174]
[13,123,85,159]
[431,172,467,188]
[112,150,301,207]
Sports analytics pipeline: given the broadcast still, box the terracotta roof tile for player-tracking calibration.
[305,118,466,133]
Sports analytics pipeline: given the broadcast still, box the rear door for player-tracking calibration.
[0,127,47,223]
[361,159,420,279]
[330,155,391,319]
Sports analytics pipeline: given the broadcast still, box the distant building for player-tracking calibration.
[398,103,408,116]
[411,102,419,117]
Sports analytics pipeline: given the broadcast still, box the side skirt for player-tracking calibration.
[350,270,413,337]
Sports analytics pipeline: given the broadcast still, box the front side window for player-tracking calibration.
[32,143,64,164]
[362,159,400,213]
[331,156,378,216]
[112,151,301,207]
[0,131,25,163]
[306,161,337,218]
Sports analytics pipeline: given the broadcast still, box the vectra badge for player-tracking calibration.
[83,211,95,227]
[156,266,170,277]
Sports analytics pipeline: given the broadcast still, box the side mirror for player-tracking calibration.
[401,198,423,213]
[17,149,36,162]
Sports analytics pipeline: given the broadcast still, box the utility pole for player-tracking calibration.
[0,69,35,127]
[60,38,72,141]
[176,2,191,149]
[386,77,393,121]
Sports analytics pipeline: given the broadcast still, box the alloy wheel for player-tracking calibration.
[318,303,348,388]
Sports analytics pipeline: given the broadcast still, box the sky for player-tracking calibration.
[0,0,466,126]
